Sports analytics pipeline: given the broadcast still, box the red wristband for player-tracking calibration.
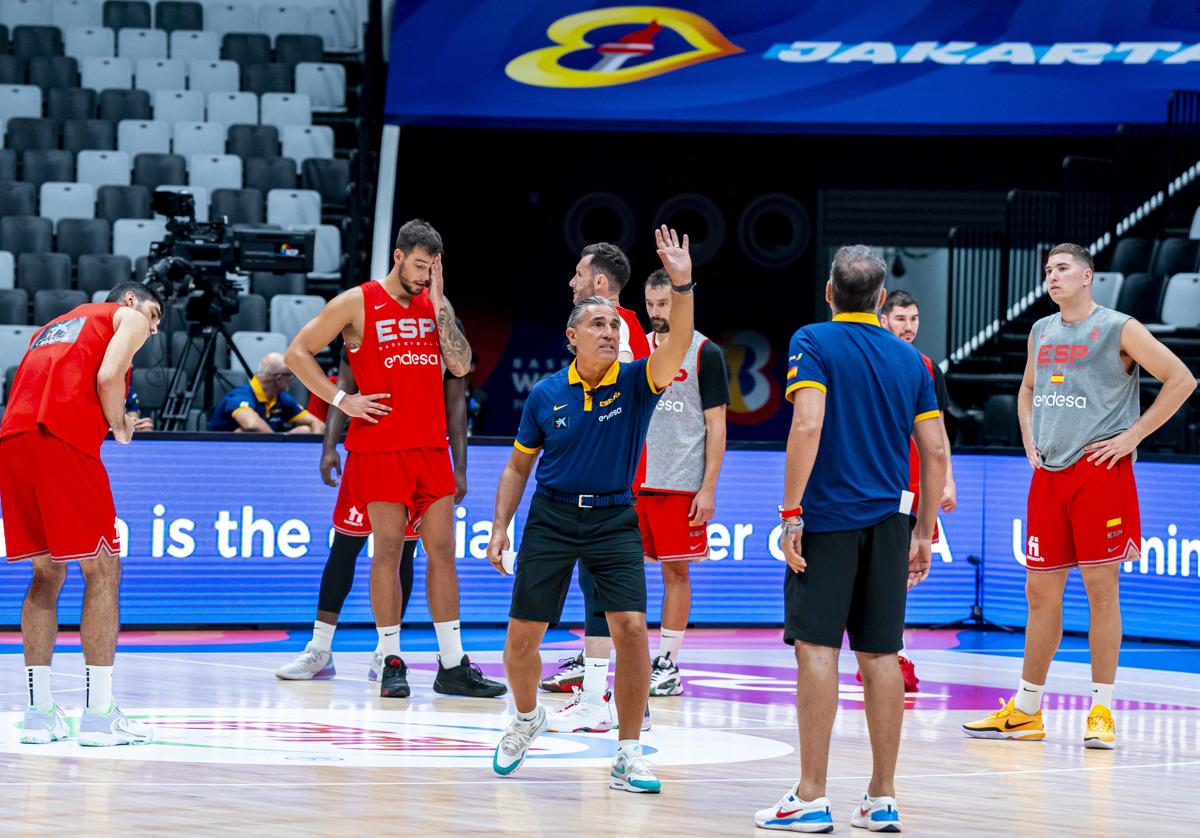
[779,505,803,519]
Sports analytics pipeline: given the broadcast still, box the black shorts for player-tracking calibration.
[509,493,647,624]
[783,512,910,654]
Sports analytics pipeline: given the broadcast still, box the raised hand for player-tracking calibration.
[654,224,692,285]
[429,252,445,315]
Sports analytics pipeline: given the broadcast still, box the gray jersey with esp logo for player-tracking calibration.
[643,330,708,492]
[1031,305,1139,471]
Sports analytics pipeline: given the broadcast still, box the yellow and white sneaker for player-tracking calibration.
[962,697,1045,741]
[1084,705,1116,749]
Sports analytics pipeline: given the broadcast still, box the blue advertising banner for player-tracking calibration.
[0,442,1197,641]
[388,2,1200,133]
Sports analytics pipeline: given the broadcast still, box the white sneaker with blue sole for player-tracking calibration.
[850,793,902,832]
[754,784,834,832]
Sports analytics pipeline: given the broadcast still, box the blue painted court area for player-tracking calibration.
[951,629,1200,673]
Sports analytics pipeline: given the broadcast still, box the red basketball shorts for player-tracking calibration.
[1024,455,1141,573]
[0,429,120,562]
[332,447,454,538]
[636,491,709,562]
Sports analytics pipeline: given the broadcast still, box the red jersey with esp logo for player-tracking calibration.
[344,280,446,452]
[0,302,126,460]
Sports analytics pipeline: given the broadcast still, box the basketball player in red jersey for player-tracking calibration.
[285,218,505,699]
[0,281,162,746]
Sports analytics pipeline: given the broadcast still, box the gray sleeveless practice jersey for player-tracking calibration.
[1030,305,1140,471]
[643,331,709,492]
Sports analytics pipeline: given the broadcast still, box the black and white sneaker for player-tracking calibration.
[433,655,508,698]
[649,654,683,696]
[380,655,411,698]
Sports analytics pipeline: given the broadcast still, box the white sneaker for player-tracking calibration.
[546,687,613,732]
[492,705,548,776]
[274,644,335,680]
[754,783,834,833]
[609,743,661,793]
[649,654,683,696]
[850,793,902,832]
[78,704,153,747]
[20,704,69,744]
[368,651,384,681]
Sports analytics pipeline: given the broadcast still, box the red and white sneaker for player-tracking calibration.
[855,655,919,693]
[539,652,585,693]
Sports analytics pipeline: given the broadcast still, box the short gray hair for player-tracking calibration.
[830,245,887,313]
[565,296,617,356]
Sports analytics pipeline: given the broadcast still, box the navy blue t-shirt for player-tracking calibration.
[208,375,308,432]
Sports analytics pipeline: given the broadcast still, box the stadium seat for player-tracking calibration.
[155,1,202,34]
[0,57,21,85]
[131,364,174,412]
[0,251,12,289]
[205,3,256,38]
[98,88,150,122]
[1115,272,1166,323]
[295,222,339,278]
[221,33,270,67]
[979,394,1019,446]
[155,184,207,221]
[169,30,219,62]
[132,151,185,190]
[112,216,165,263]
[0,151,14,181]
[188,153,241,190]
[33,288,86,323]
[211,368,248,403]
[244,156,295,193]
[103,0,152,32]
[172,120,224,156]
[17,252,72,293]
[1090,272,1124,310]
[309,5,357,52]
[56,217,111,263]
[171,328,225,374]
[118,119,171,156]
[259,5,308,42]
[76,149,131,189]
[1190,206,1200,241]
[227,124,278,159]
[1150,237,1200,277]
[0,181,36,218]
[303,157,350,207]
[39,181,95,225]
[21,149,75,188]
[1158,273,1200,328]
[186,60,239,93]
[275,35,323,69]
[230,330,285,373]
[77,252,129,294]
[209,187,261,224]
[250,270,303,303]
[2,0,53,27]
[0,289,27,324]
[268,293,321,344]
[153,89,205,127]
[48,87,97,123]
[0,26,6,55]
[267,188,319,227]
[0,216,53,257]
[0,86,43,121]
[260,93,311,130]
[117,27,166,60]
[64,26,115,60]
[135,58,186,92]
[1108,237,1156,276]
[13,26,65,63]
[206,91,257,127]
[132,326,166,366]
[228,292,266,332]
[281,124,332,171]
[242,62,292,96]
[53,0,103,29]
[295,62,345,111]
[6,118,58,154]
[63,117,115,153]
[81,56,134,91]
[0,325,38,369]
[28,56,81,93]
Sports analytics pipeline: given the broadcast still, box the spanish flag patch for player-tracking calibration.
[787,367,798,380]
[1106,517,1122,528]
[1050,373,1065,384]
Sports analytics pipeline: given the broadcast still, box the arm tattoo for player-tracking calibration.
[437,297,471,376]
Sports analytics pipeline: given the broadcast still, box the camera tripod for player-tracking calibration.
[158,319,256,432]
[932,554,1013,632]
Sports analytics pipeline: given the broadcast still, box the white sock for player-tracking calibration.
[617,739,641,753]
[26,666,51,708]
[310,620,335,652]
[659,628,684,662]
[1014,678,1044,714]
[1091,682,1115,709]
[516,706,539,721]
[377,625,401,657]
[434,620,464,666]
[582,657,609,704]
[86,665,113,712]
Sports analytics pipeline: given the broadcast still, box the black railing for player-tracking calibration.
[1116,122,1168,225]
[946,226,1007,363]
[1005,189,1060,318]
[1061,155,1116,248]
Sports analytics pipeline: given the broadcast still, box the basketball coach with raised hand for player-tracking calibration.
[756,245,946,834]
[486,225,695,794]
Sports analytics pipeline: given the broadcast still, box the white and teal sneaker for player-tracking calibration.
[754,784,834,832]
[78,704,153,747]
[20,703,69,744]
[492,705,548,776]
[850,792,902,832]
[609,743,660,793]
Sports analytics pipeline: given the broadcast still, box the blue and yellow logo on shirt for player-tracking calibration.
[505,6,742,89]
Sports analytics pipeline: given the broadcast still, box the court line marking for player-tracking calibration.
[0,687,83,698]
[920,655,1200,695]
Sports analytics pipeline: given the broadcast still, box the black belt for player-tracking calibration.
[536,486,633,508]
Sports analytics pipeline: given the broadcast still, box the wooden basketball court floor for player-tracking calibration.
[1,627,1196,837]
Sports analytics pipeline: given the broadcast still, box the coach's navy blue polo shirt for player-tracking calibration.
[785,312,940,533]
[515,358,663,495]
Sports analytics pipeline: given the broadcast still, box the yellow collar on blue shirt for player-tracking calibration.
[249,375,278,413]
[833,312,881,326]
[567,360,620,412]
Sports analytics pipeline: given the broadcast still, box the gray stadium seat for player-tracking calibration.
[131,364,174,412]
[131,151,185,190]
[188,153,242,190]
[76,149,131,189]
[1090,272,1123,310]
[275,35,323,69]
[13,26,65,63]
[228,292,266,332]
[258,5,308,42]
[206,3,255,38]
[98,88,150,122]
[172,121,225,157]
[28,56,81,93]
[242,62,292,96]
[33,288,87,324]
[268,293,321,344]
[0,325,39,370]
[39,181,96,225]
[155,184,207,221]
[3,0,54,27]
[295,62,345,112]
[186,59,239,93]
[0,181,37,218]
[48,87,97,124]
[308,5,357,53]
[1190,206,1200,241]
[301,158,349,207]
[56,217,111,263]
[112,216,166,262]
[267,188,320,227]
[18,252,72,293]
[250,271,303,303]
[1114,273,1165,323]
[0,288,28,324]
[244,156,294,193]
[64,26,115,60]
[169,30,219,63]
[260,93,311,130]
[230,330,285,372]
[221,33,270,67]
[294,222,339,278]
[0,250,13,289]
[1158,273,1200,328]
[206,90,257,127]
[227,124,278,159]
[21,150,75,188]
[53,1,103,29]
[81,56,133,91]
[152,89,205,128]
[0,216,53,257]
[210,187,261,224]
[103,0,152,32]
[135,58,186,92]
[117,27,166,60]
[1108,237,1156,276]
[280,124,332,172]
[155,1,202,34]
[980,394,1019,447]
[118,119,171,156]
[6,118,58,154]
[0,86,42,121]
[1150,237,1200,277]
[77,252,130,294]
[0,57,20,86]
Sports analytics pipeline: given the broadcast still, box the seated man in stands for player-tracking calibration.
[208,352,325,434]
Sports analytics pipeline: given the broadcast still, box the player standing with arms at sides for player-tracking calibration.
[0,281,162,745]
[285,219,504,699]
[962,243,1194,748]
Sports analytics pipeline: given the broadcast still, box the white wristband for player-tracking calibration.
[332,389,346,408]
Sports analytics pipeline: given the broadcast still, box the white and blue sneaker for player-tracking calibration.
[275,644,335,680]
[368,651,384,682]
[754,784,834,832]
[850,793,902,832]
[78,704,153,747]
[609,743,660,793]
[492,705,548,776]
[20,703,69,744]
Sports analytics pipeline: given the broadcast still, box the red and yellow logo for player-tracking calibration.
[505,6,742,88]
